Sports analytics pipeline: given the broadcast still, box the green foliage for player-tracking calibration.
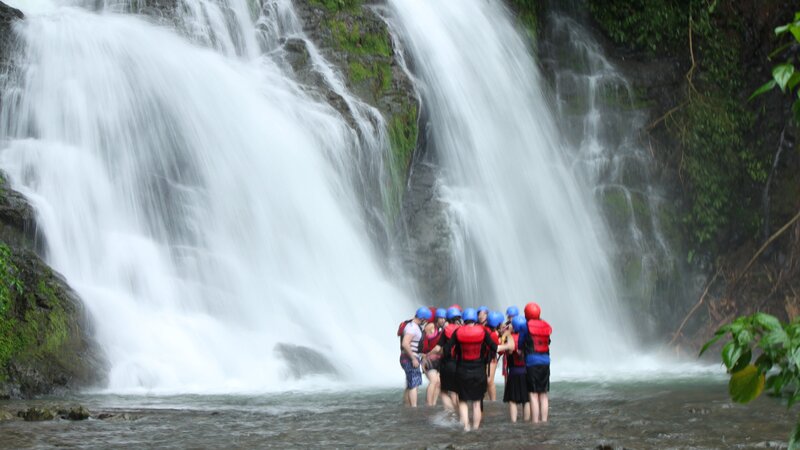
[750,12,800,124]
[329,19,391,57]
[702,313,800,448]
[507,0,540,41]
[587,0,687,53]
[347,61,392,94]
[309,0,361,13]
[385,103,418,219]
[0,243,22,316]
[676,97,764,247]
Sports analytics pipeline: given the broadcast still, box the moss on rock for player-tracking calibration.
[294,0,420,219]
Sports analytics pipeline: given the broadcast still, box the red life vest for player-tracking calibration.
[441,323,460,360]
[504,333,525,368]
[526,319,552,353]
[488,330,500,361]
[455,325,488,362]
[398,320,423,353]
[421,328,441,355]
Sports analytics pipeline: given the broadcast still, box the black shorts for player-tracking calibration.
[423,356,442,373]
[526,365,550,393]
[440,360,458,392]
[456,362,487,401]
[503,369,529,403]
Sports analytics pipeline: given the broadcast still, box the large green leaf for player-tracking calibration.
[774,64,796,92]
[755,313,783,332]
[729,365,765,403]
[722,341,743,370]
[749,80,777,101]
[789,421,800,450]
[791,24,800,43]
[761,328,790,348]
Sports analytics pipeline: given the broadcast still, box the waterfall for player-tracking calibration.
[541,7,689,338]
[0,0,412,393]
[388,0,634,364]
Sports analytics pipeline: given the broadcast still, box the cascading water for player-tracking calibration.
[0,0,412,393]
[388,0,634,366]
[540,6,691,338]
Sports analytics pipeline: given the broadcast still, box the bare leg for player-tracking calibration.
[459,400,470,431]
[472,400,482,430]
[449,391,460,410]
[426,371,440,406]
[487,360,497,401]
[432,374,441,406]
[523,401,531,422]
[530,392,540,423]
[440,390,455,412]
[509,401,518,423]
[408,387,418,408]
[403,389,410,406]
[539,393,549,422]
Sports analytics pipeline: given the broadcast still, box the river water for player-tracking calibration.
[0,378,793,448]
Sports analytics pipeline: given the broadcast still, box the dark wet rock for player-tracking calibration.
[0,247,105,399]
[97,412,139,421]
[0,1,22,77]
[291,0,421,213]
[0,179,44,252]
[399,154,453,304]
[18,407,55,421]
[274,343,339,379]
[59,405,90,420]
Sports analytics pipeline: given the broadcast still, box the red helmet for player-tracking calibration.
[524,302,541,320]
[449,303,462,312]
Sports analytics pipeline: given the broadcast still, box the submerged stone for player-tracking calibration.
[19,407,55,421]
[273,343,339,379]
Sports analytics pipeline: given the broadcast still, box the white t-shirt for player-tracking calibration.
[402,321,423,357]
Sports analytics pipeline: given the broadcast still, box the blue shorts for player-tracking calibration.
[400,356,422,389]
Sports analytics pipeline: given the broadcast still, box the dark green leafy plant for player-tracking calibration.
[750,12,800,124]
[701,313,800,448]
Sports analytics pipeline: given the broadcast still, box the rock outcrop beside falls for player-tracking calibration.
[290,0,420,217]
[0,2,101,398]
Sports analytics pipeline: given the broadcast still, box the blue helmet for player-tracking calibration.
[477,305,489,314]
[446,307,462,320]
[415,307,432,320]
[512,315,527,333]
[487,311,504,329]
[435,308,447,319]
[506,306,519,318]
[463,308,478,323]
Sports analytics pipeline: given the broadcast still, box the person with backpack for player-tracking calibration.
[519,302,552,423]
[421,308,447,406]
[503,315,531,423]
[399,307,432,407]
[429,306,462,412]
[444,308,514,431]
[484,311,504,401]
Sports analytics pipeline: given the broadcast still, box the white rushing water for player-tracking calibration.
[388,0,634,363]
[0,0,412,393]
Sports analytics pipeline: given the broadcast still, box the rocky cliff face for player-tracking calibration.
[0,1,102,398]
[578,0,800,349]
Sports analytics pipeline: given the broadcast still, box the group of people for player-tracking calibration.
[398,302,552,431]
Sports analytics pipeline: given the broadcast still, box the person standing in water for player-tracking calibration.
[432,306,462,412]
[503,315,531,423]
[484,311,504,401]
[477,305,489,327]
[421,308,447,406]
[520,302,552,422]
[400,307,431,407]
[445,308,513,431]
